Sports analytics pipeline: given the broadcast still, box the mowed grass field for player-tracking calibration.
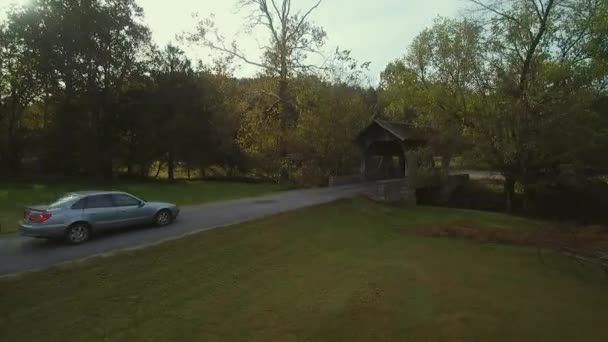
[0,181,284,233]
[1,199,607,341]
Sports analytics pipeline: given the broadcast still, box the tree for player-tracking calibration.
[234,45,372,183]
[152,44,195,180]
[294,80,371,185]
[0,16,43,176]
[7,0,151,178]
[190,0,327,182]
[149,44,224,181]
[204,65,249,175]
[2,0,240,180]
[114,67,159,178]
[380,1,608,212]
[469,0,608,211]
[379,18,485,177]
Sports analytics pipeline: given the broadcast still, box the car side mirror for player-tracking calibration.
[138,201,146,207]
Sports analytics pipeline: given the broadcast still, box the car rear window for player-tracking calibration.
[49,194,80,209]
[71,198,87,209]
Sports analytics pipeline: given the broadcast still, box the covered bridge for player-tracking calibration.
[353,119,433,202]
[356,119,431,182]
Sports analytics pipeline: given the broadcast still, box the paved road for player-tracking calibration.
[0,184,372,276]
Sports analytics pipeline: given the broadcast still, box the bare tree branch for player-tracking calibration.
[269,0,281,18]
[282,0,291,21]
[560,29,589,60]
[249,90,281,100]
[519,0,556,92]
[511,34,526,63]
[288,0,322,42]
[530,0,544,22]
[203,40,279,73]
[259,0,281,45]
[264,99,280,114]
[292,61,328,72]
[470,0,521,23]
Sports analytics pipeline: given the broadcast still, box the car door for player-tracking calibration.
[82,194,119,230]
[112,193,149,225]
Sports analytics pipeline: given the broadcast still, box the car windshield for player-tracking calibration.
[48,193,80,209]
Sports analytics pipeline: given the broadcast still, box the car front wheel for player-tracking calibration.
[155,209,173,227]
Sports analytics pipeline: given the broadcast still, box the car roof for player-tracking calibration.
[68,190,128,197]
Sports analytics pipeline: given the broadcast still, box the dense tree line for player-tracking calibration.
[2,0,607,215]
[0,0,373,184]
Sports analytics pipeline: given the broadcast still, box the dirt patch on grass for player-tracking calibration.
[401,222,608,250]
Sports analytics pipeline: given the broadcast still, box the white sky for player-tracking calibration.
[1,0,465,83]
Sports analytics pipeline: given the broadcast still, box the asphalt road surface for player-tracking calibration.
[0,184,372,276]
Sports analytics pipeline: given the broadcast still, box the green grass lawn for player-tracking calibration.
[0,180,284,233]
[1,199,607,341]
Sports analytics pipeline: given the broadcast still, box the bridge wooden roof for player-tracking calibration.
[355,119,432,144]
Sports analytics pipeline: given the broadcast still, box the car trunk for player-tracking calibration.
[23,206,49,223]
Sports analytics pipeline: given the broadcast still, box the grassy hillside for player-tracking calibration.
[1,199,607,341]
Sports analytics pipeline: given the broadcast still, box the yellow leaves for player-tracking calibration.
[236,109,281,158]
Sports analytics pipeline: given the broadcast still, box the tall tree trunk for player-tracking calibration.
[440,153,452,180]
[522,182,534,214]
[93,94,112,181]
[97,135,114,180]
[276,25,291,184]
[439,153,453,203]
[167,150,175,181]
[154,161,164,179]
[42,94,49,129]
[7,104,22,177]
[6,135,22,176]
[138,164,146,178]
[504,176,516,213]
[278,76,290,184]
[126,132,135,177]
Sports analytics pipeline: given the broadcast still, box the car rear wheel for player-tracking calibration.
[65,223,91,244]
[155,209,172,227]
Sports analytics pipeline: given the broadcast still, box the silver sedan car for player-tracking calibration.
[19,191,180,244]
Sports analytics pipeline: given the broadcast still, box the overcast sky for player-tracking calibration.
[1,0,464,83]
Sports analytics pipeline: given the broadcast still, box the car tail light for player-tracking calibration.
[29,212,52,222]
